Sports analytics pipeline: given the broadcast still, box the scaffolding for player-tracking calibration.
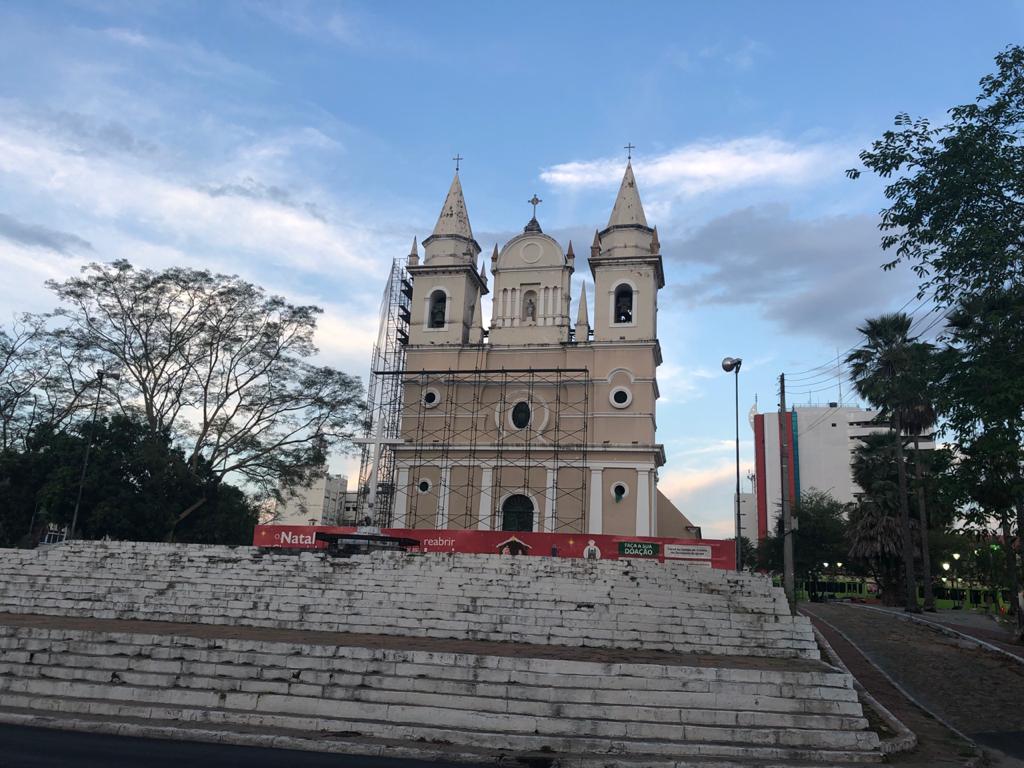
[397,368,589,533]
[356,261,591,534]
[355,257,412,525]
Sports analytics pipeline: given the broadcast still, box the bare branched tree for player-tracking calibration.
[45,261,364,528]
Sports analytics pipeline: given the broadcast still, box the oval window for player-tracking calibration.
[613,389,629,405]
[511,401,531,429]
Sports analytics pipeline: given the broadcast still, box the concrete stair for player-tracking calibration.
[0,542,817,659]
[0,621,881,766]
[0,542,883,764]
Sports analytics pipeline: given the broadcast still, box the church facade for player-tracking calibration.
[389,163,697,539]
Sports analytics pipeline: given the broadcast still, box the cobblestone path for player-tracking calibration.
[804,603,1024,765]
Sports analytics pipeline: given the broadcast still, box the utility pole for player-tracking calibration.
[779,373,796,613]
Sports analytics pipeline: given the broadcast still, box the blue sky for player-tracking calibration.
[1,1,1020,536]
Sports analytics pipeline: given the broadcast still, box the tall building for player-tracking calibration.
[380,163,696,537]
[276,473,349,526]
[751,403,935,540]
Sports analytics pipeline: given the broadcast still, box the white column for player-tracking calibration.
[635,469,651,536]
[545,468,557,532]
[393,467,409,528]
[554,286,561,322]
[437,466,450,529]
[477,467,493,530]
[588,469,603,534]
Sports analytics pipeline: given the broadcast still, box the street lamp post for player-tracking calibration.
[69,369,120,541]
[952,552,961,609]
[722,357,743,572]
[941,561,951,607]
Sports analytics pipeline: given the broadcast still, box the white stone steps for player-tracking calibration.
[0,693,882,764]
[0,659,863,722]
[0,707,882,768]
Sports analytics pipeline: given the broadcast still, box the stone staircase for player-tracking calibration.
[0,542,883,765]
[0,542,816,659]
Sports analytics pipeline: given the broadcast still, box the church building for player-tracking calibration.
[388,162,698,539]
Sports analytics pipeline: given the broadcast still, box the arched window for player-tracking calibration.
[614,284,633,324]
[428,290,447,328]
[501,494,534,531]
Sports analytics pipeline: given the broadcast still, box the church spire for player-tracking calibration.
[606,161,648,229]
[408,236,419,266]
[432,172,474,240]
[574,283,590,340]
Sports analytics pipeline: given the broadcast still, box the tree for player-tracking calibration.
[848,45,1024,308]
[0,315,95,453]
[902,342,940,610]
[849,432,916,607]
[850,47,1024,632]
[0,414,258,547]
[846,313,921,612]
[43,261,364,533]
[757,490,848,588]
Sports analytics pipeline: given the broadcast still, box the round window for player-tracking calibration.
[417,479,431,494]
[422,388,441,409]
[611,482,629,501]
[511,401,531,429]
[609,387,632,409]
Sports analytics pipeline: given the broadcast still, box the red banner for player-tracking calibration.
[253,526,736,570]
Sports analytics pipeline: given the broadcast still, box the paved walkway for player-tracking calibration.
[869,606,1024,661]
[803,603,1024,767]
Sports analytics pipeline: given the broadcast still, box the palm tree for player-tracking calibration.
[846,313,921,612]
[903,343,939,611]
[849,432,909,606]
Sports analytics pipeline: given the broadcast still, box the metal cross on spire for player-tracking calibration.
[452,153,463,172]
[528,194,542,218]
[624,142,636,161]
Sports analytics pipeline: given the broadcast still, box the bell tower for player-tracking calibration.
[408,172,488,345]
[590,162,665,343]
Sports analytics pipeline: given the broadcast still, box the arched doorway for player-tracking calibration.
[501,494,534,532]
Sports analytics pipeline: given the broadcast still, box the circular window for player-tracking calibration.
[611,482,630,501]
[609,387,632,409]
[422,388,441,409]
[511,401,531,429]
[417,479,431,494]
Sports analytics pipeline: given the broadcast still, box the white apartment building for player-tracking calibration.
[751,403,934,541]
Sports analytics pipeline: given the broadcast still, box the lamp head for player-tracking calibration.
[722,357,742,373]
[941,562,950,571]
[952,552,961,561]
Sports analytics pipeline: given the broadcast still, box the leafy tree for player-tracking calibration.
[846,313,921,612]
[0,414,257,547]
[848,45,1024,307]
[42,260,364,533]
[850,46,1024,633]
[757,490,849,588]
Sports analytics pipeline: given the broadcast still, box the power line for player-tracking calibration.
[783,294,933,383]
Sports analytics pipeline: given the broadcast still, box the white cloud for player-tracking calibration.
[0,122,381,278]
[540,137,844,197]
[658,362,714,404]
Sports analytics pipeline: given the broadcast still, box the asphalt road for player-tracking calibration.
[0,724,484,768]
